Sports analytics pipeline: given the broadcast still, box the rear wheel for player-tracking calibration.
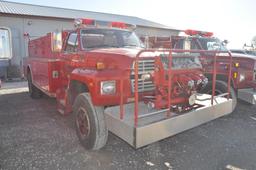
[73,93,108,150]
[27,71,43,99]
[201,80,237,112]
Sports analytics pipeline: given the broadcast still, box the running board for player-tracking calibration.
[238,88,256,104]
[104,94,233,149]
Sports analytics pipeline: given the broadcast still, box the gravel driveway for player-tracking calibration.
[0,81,256,170]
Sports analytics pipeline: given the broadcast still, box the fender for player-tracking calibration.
[204,73,236,89]
[69,68,131,106]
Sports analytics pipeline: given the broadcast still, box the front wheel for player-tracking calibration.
[73,93,108,150]
[201,80,237,112]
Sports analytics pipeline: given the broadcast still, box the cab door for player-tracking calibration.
[61,32,80,84]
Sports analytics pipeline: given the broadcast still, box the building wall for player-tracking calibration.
[136,26,179,37]
[0,14,178,78]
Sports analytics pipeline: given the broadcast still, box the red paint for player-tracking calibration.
[81,19,95,25]
[25,25,209,125]
[111,22,127,29]
[141,34,254,93]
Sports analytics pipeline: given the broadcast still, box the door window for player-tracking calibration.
[65,33,78,53]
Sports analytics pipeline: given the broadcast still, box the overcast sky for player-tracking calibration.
[6,0,256,48]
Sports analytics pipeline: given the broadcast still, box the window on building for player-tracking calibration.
[0,28,12,59]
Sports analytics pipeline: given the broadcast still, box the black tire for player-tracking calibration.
[27,72,43,99]
[73,93,108,150]
[201,80,237,112]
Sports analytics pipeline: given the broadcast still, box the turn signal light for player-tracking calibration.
[96,62,105,70]
[233,72,238,78]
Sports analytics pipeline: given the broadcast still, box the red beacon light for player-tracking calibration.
[111,22,128,29]
[184,29,199,36]
[82,18,95,25]
[184,29,213,37]
[74,18,95,27]
[199,31,213,37]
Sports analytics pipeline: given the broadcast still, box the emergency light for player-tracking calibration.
[184,29,213,37]
[111,22,128,29]
[74,18,95,27]
[74,18,136,30]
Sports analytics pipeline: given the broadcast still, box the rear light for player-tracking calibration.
[111,22,127,29]
[234,62,239,67]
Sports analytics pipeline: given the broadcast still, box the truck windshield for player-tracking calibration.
[174,37,228,51]
[80,29,143,49]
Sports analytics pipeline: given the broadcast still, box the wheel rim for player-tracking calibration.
[76,107,90,138]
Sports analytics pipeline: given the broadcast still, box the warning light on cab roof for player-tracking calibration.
[184,29,213,37]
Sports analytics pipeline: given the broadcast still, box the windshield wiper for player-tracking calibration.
[87,45,120,49]
[122,44,140,48]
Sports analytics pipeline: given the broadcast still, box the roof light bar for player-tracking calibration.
[74,18,95,27]
[74,18,136,30]
[184,29,213,37]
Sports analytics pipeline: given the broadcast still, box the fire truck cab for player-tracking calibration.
[24,20,233,150]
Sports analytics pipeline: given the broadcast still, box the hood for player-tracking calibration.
[89,48,142,58]
[88,47,160,58]
[231,53,256,60]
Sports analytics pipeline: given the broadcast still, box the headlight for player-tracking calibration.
[196,79,202,85]
[101,80,116,95]
[239,73,245,82]
[203,77,208,85]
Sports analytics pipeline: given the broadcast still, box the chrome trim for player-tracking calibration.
[131,59,155,92]
[105,94,233,148]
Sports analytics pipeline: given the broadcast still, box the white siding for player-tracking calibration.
[0,15,178,77]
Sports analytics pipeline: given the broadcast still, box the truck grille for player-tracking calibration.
[131,59,155,92]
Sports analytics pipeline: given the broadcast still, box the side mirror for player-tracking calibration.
[51,31,62,52]
[222,39,229,46]
[0,27,12,59]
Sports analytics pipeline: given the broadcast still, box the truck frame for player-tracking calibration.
[24,19,233,150]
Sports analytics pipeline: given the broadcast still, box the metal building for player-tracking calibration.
[0,1,180,78]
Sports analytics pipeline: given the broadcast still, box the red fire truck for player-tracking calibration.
[141,30,256,111]
[24,19,233,150]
